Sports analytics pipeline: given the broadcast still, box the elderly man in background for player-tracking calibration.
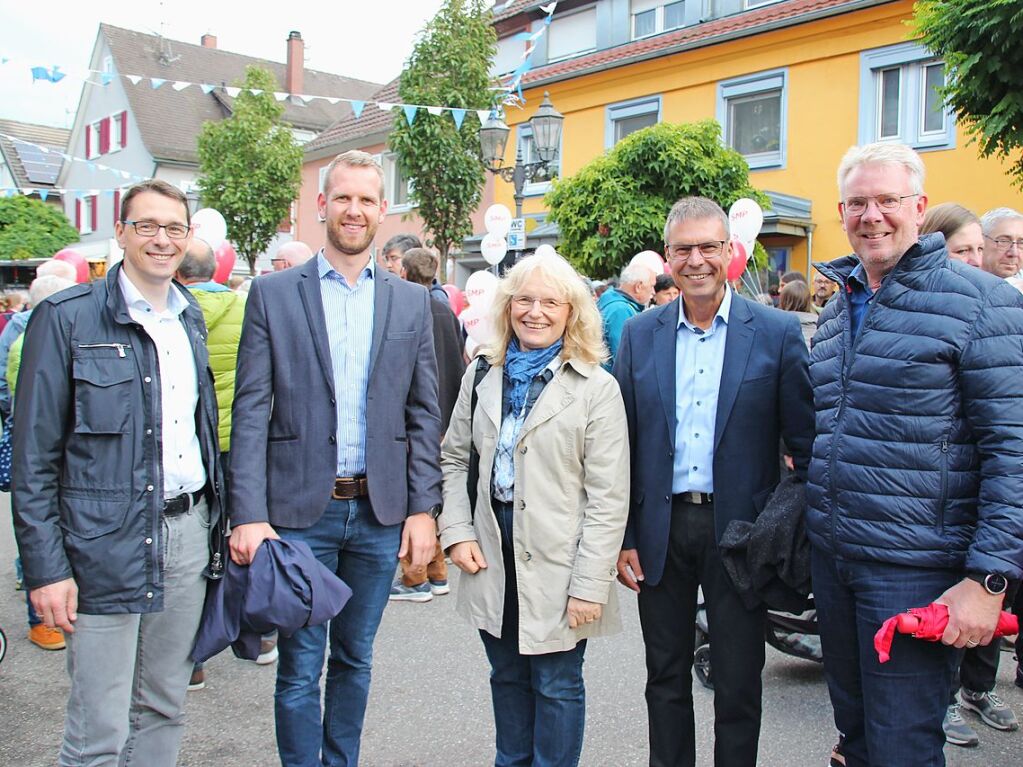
[380,232,449,306]
[980,207,1023,280]
[597,261,656,369]
[270,241,315,272]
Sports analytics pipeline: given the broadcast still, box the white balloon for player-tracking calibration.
[534,244,557,259]
[465,270,499,312]
[629,250,665,276]
[484,204,513,238]
[191,208,228,250]
[481,233,508,266]
[461,305,496,345]
[728,199,763,246]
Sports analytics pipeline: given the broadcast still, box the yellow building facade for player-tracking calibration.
[491,0,1022,277]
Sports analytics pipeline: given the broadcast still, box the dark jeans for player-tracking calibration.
[811,547,959,767]
[274,497,401,767]
[482,498,587,767]
[637,500,766,767]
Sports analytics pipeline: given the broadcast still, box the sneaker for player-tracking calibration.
[943,703,980,747]
[28,624,66,650]
[388,581,433,602]
[14,577,23,591]
[429,578,450,596]
[255,636,279,665]
[187,667,206,691]
[961,689,1020,731]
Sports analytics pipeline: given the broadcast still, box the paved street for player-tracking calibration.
[2,491,1021,766]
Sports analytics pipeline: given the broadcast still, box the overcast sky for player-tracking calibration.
[0,0,452,127]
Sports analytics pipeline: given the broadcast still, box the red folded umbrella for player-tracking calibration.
[874,603,1018,664]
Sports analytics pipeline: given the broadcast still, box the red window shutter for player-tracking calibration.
[113,191,121,227]
[90,196,98,229]
[99,118,110,155]
[75,199,81,230]
[85,125,91,157]
[120,110,128,147]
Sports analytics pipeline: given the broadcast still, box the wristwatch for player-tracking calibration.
[966,572,1008,596]
[425,504,442,520]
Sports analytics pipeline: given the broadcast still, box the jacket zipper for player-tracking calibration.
[938,440,949,533]
[77,342,130,358]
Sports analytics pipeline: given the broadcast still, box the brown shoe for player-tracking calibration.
[187,667,206,691]
[28,624,66,650]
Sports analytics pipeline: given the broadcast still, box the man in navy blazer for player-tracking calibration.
[228,151,442,766]
[614,197,814,767]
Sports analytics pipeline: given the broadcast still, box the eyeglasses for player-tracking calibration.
[667,241,726,262]
[512,295,568,311]
[122,220,192,239]
[985,235,1023,252]
[840,194,917,216]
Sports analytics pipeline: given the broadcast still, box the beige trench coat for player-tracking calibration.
[439,356,630,655]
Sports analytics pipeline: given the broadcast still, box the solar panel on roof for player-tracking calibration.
[12,141,62,185]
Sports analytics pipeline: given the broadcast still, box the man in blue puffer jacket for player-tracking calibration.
[808,141,1023,767]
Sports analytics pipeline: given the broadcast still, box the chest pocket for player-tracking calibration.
[72,356,134,434]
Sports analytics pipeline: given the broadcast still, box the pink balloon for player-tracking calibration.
[726,241,748,281]
[442,284,465,316]
[53,248,90,283]
[213,241,237,284]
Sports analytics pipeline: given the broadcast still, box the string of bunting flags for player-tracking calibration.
[3,3,559,126]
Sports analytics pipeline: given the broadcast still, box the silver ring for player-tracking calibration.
[966,640,979,647]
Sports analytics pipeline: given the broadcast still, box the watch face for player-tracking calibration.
[985,574,1008,595]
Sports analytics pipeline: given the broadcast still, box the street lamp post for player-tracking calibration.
[479,92,563,219]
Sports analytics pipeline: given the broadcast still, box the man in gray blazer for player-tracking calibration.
[228,150,443,767]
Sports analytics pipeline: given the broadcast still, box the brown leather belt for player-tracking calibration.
[332,476,369,500]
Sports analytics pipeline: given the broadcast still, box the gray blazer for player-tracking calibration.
[228,257,442,529]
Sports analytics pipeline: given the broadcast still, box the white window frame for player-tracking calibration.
[108,112,124,154]
[858,42,955,151]
[717,68,788,170]
[516,123,562,197]
[318,165,329,196]
[383,153,414,212]
[745,0,783,8]
[631,0,687,40]
[605,95,662,149]
[80,195,96,235]
[546,5,597,63]
[86,120,102,159]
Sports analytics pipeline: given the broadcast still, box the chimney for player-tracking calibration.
[201,33,217,49]
[286,31,304,95]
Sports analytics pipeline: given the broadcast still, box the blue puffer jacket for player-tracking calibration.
[807,233,1023,580]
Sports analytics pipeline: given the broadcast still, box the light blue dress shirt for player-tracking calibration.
[672,288,732,494]
[317,251,375,477]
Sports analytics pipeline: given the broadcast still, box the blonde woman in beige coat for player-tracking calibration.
[440,251,630,767]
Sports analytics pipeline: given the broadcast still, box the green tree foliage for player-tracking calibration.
[390,0,495,279]
[0,195,78,260]
[545,120,770,278]
[915,0,1023,185]
[197,66,303,274]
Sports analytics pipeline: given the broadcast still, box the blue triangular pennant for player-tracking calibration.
[100,72,115,86]
[39,190,49,202]
[403,105,417,126]
[452,109,466,130]
[351,100,365,118]
[201,83,215,94]
[150,78,166,89]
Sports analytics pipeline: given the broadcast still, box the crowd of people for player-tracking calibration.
[6,141,1023,767]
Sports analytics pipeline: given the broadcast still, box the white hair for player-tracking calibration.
[36,259,78,282]
[620,263,655,285]
[30,275,75,307]
[980,207,1023,237]
[837,142,925,197]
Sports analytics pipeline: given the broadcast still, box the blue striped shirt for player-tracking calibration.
[317,251,375,476]
[672,288,731,494]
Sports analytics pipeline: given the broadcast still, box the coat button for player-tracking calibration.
[146,429,153,435]
[144,537,152,545]
[523,551,532,561]
[146,592,153,599]
[329,436,336,444]
[519,446,527,455]
[518,500,526,510]
[144,376,152,383]
[664,495,670,502]
[147,485,155,492]
[330,398,336,406]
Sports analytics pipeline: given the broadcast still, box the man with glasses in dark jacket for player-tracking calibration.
[809,142,1023,767]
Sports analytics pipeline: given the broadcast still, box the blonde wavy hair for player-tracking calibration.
[483,251,608,367]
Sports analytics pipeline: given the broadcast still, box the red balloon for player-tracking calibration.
[213,242,237,284]
[726,241,748,281]
[442,283,465,316]
[53,248,90,283]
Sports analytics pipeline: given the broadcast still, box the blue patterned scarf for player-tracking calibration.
[503,336,563,416]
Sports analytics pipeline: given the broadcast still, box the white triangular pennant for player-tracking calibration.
[426,106,443,116]
[173,81,190,91]
[127,75,142,85]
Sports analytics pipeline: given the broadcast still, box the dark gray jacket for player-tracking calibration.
[12,263,223,614]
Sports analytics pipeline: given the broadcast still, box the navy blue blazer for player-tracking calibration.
[613,293,814,587]
[192,538,352,663]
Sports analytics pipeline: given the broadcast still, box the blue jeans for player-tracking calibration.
[16,556,41,626]
[482,499,587,767]
[811,547,959,767]
[274,498,401,767]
